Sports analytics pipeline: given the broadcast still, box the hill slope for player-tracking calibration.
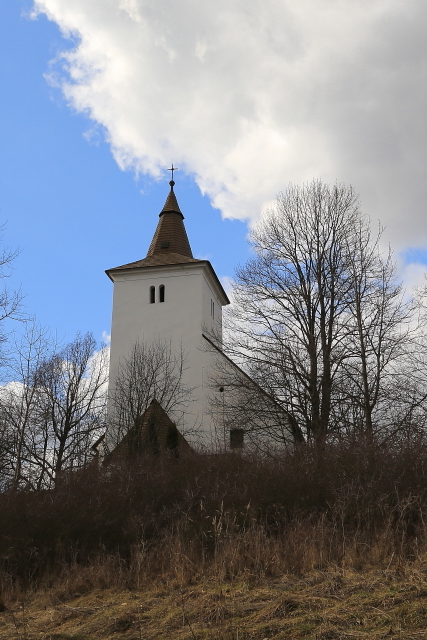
[2,567,427,639]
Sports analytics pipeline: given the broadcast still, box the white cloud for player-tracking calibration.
[32,0,427,253]
[0,380,25,398]
[400,261,427,297]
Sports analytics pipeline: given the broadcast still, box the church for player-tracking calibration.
[105,175,231,450]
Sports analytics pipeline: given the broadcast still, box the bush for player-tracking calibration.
[1,441,427,597]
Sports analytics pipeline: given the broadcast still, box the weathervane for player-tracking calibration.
[167,162,178,185]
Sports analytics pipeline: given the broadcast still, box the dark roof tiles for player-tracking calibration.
[108,252,202,271]
[141,184,193,258]
[105,182,230,304]
[146,210,193,258]
[161,188,182,215]
[103,399,193,463]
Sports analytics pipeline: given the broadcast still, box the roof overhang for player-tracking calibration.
[105,259,230,306]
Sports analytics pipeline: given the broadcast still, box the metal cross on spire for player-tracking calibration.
[167,162,178,185]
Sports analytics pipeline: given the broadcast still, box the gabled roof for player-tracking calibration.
[103,399,193,463]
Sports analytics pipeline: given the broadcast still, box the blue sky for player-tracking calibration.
[0,2,249,344]
[2,0,427,348]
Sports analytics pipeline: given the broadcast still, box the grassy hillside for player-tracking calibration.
[1,443,427,638]
[2,567,427,639]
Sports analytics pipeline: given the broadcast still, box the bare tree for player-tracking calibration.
[0,226,24,361]
[0,414,14,490]
[220,181,417,446]
[108,338,193,449]
[0,324,52,489]
[206,339,298,452]
[342,223,414,440]
[0,229,31,487]
[27,332,108,488]
[384,288,427,440]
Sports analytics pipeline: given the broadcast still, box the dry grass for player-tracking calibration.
[2,444,427,637]
[2,563,427,639]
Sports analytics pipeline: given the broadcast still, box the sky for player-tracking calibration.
[1,0,427,347]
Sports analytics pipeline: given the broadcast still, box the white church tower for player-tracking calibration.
[106,176,230,447]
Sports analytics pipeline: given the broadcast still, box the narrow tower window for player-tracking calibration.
[230,429,244,449]
[159,284,165,303]
[150,286,155,304]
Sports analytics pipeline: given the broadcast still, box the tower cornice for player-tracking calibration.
[105,259,230,306]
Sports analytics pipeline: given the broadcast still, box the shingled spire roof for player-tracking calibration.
[159,184,182,215]
[146,180,193,258]
[105,179,230,304]
[106,179,201,275]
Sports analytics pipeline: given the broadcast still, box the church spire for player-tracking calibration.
[160,179,182,216]
[146,178,193,258]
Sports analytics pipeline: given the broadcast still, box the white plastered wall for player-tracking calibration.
[107,262,225,448]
